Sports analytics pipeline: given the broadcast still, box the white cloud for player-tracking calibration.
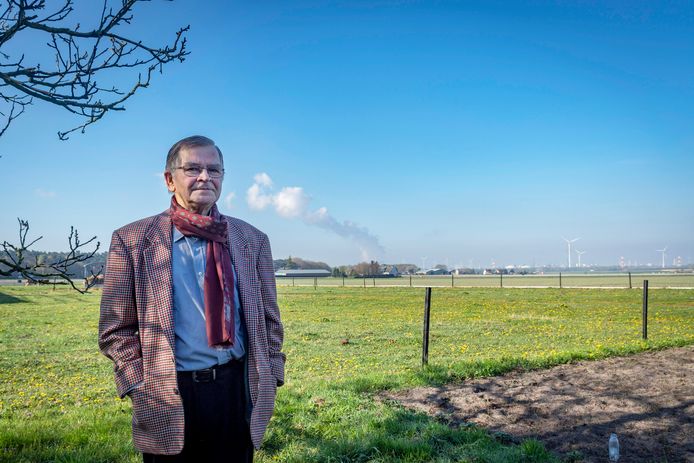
[246,173,384,260]
[246,183,274,210]
[223,192,236,210]
[247,174,305,217]
[274,187,309,218]
[34,188,56,198]
[254,172,273,187]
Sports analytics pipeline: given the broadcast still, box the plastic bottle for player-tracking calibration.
[608,433,620,462]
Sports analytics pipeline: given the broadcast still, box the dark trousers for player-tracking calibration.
[143,359,253,463]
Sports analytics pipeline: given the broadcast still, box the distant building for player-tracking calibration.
[452,268,476,275]
[274,269,332,278]
[429,268,449,275]
[381,265,400,277]
[483,268,509,275]
[416,268,449,276]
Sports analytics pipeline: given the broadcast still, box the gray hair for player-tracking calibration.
[165,135,224,172]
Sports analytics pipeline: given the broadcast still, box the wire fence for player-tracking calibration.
[275,272,694,289]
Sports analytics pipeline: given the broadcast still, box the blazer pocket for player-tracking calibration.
[115,357,144,398]
[269,352,285,386]
[129,384,155,432]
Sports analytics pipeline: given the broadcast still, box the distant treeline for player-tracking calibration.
[0,250,108,279]
[276,259,421,278]
[272,256,331,272]
[3,250,691,280]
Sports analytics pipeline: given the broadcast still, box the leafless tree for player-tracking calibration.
[0,1,188,291]
[0,0,188,139]
[1,218,101,293]
[352,260,381,277]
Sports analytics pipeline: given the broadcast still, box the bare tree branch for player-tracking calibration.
[0,0,188,139]
[1,218,102,293]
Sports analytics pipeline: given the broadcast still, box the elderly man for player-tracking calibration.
[99,135,285,462]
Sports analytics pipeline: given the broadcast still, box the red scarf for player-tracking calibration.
[170,197,235,347]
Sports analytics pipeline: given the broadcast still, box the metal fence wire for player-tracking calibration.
[275,273,694,289]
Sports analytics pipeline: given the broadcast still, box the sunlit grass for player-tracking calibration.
[280,287,693,390]
[1,286,692,462]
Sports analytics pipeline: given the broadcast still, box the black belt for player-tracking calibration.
[180,358,243,383]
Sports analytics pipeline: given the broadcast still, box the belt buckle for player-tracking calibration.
[192,367,216,383]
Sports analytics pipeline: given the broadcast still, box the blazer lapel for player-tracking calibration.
[226,218,257,333]
[143,211,175,352]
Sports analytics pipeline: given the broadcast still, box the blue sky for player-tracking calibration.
[1,0,692,268]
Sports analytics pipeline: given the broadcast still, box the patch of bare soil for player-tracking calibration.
[383,346,694,463]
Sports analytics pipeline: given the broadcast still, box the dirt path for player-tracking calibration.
[384,346,694,462]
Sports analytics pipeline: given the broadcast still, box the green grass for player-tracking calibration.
[1,286,692,462]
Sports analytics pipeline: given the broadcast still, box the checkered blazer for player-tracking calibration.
[98,210,285,454]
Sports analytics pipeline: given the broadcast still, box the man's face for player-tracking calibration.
[165,145,223,215]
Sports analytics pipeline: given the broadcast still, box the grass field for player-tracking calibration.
[277,273,694,289]
[1,286,693,462]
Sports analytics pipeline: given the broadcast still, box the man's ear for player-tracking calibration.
[164,171,175,193]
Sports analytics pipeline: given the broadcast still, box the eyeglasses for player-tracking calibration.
[175,165,225,178]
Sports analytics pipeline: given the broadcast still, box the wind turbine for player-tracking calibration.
[562,237,580,269]
[656,247,668,269]
[575,249,585,268]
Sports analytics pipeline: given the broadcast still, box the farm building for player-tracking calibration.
[381,265,400,277]
[274,269,332,278]
[416,268,450,276]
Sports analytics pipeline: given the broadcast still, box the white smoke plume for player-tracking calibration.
[246,173,384,260]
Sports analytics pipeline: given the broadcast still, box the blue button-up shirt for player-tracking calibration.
[172,226,246,371]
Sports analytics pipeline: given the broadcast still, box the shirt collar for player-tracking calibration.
[172,225,186,243]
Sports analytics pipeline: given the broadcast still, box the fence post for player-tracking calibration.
[410,274,412,287]
[373,277,376,287]
[642,280,649,340]
[559,272,562,289]
[422,287,432,367]
[342,275,345,287]
[292,277,295,287]
[500,273,503,288]
[363,277,366,288]
[628,272,632,289]
[314,277,317,290]
[451,273,454,288]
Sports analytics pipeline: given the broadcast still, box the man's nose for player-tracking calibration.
[197,168,211,181]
